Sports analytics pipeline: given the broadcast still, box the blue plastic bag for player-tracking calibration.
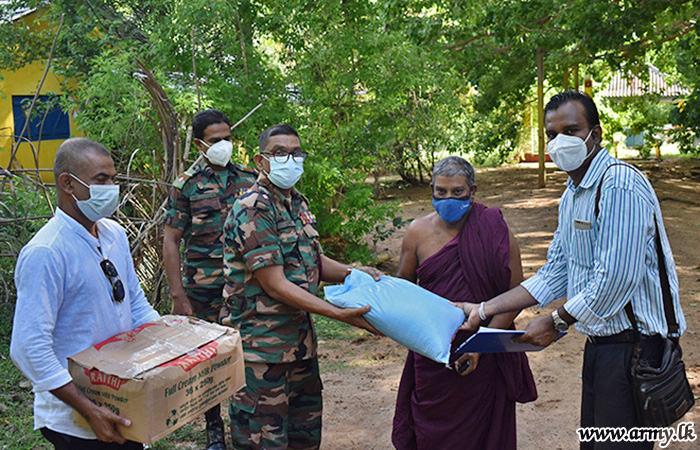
[324,269,465,364]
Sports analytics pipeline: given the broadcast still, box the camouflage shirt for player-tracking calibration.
[164,161,257,290]
[222,178,322,363]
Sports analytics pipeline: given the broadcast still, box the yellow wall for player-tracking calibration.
[0,10,83,184]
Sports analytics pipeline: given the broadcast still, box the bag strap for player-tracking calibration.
[594,162,680,338]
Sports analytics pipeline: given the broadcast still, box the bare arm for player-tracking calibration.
[51,382,132,443]
[395,222,420,282]
[162,224,193,316]
[254,264,378,334]
[319,254,382,283]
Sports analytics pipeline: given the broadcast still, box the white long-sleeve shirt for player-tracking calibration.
[10,207,159,439]
[522,150,685,337]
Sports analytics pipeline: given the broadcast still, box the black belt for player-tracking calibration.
[586,330,662,345]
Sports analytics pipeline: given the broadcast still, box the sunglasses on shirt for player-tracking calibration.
[100,259,125,303]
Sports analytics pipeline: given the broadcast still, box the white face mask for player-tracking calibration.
[263,156,304,189]
[547,129,594,172]
[201,139,233,167]
[70,174,120,222]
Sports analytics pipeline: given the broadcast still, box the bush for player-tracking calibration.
[0,178,54,302]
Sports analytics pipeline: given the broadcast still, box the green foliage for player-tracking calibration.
[0,1,53,79]
[301,156,407,263]
[602,96,676,158]
[0,179,54,301]
[2,0,700,286]
[669,28,700,156]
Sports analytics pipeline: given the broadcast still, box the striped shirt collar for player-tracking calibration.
[565,148,614,192]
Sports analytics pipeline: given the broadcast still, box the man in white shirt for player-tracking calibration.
[10,137,159,450]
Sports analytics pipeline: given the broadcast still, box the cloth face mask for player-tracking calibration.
[70,174,120,222]
[547,129,593,172]
[264,156,304,189]
[432,196,471,223]
[201,139,233,167]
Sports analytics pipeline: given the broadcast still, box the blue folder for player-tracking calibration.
[454,327,566,354]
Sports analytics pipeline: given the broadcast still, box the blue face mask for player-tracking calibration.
[432,196,472,223]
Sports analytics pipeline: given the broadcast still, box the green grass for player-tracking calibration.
[148,421,208,449]
[312,314,369,341]
[317,358,351,374]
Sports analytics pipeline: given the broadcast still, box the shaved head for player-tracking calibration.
[54,138,111,180]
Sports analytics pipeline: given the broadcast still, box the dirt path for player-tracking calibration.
[319,159,700,450]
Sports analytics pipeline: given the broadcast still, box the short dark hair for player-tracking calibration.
[54,138,111,179]
[258,124,300,152]
[544,91,600,129]
[192,109,231,140]
[432,156,475,186]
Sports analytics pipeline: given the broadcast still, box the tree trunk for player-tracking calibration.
[537,47,546,188]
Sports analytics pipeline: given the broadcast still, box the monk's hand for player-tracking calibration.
[513,315,559,347]
[455,353,480,376]
[451,302,482,331]
[355,266,384,281]
[335,305,381,335]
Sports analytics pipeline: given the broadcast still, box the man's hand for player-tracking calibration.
[455,353,480,376]
[513,315,560,347]
[354,266,384,281]
[84,405,133,444]
[451,302,482,331]
[51,382,131,444]
[171,291,194,316]
[334,305,380,334]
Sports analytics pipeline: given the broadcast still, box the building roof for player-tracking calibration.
[0,0,36,23]
[600,63,690,99]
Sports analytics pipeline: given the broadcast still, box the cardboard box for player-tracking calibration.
[68,315,245,443]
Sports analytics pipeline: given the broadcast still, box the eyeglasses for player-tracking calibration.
[100,259,125,303]
[262,150,308,163]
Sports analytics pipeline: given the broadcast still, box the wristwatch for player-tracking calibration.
[551,309,570,331]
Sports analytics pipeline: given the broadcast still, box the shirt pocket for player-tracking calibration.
[571,227,595,269]
[277,220,301,266]
[190,194,224,236]
[303,223,319,240]
[300,223,321,266]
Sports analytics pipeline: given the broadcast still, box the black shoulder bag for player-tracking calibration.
[596,163,694,427]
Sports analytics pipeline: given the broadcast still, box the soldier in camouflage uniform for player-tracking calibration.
[221,124,381,450]
[163,109,257,450]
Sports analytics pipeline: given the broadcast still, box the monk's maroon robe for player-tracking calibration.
[392,202,537,450]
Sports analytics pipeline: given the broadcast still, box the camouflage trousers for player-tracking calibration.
[229,359,323,450]
[183,287,222,323]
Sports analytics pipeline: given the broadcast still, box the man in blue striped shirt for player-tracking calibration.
[456,91,686,449]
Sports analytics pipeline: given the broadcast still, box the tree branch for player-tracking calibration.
[445,32,494,51]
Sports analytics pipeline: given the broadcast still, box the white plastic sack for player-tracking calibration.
[324,269,465,364]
